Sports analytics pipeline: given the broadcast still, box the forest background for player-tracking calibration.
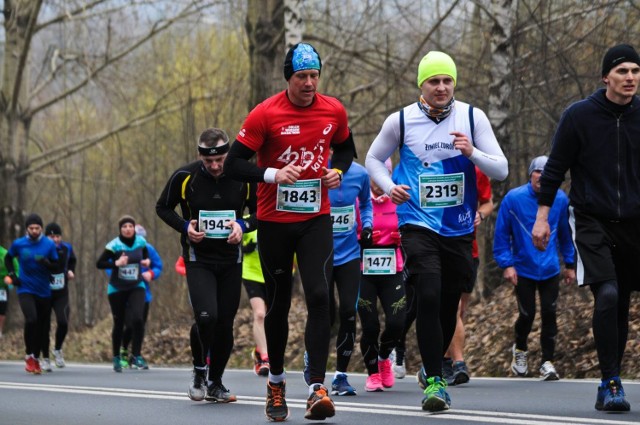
[1,0,640,379]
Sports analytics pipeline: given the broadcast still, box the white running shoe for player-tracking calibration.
[40,358,53,373]
[391,349,406,379]
[510,344,528,377]
[539,361,560,381]
[53,349,66,368]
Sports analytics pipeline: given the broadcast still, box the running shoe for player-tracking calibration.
[510,344,528,377]
[265,381,289,422]
[132,355,149,370]
[113,356,122,373]
[305,384,335,420]
[52,349,66,368]
[302,350,310,385]
[539,361,560,381]
[25,356,41,374]
[378,358,395,388]
[39,358,53,373]
[331,373,357,396]
[421,376,451,412]
[416,366,427,389]
[452,360,470,385]
[595,377,630,412]
[205,382,237,403]
[252,348,270,376]
[364,373,384,392]
[128,355,136,369]
[392,348,406,379]
[188,368,207,401]
[442,358,455,385]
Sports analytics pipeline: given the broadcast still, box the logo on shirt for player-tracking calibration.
[281,125,300,135]
[239,128,246,137]
[323,124,333,135]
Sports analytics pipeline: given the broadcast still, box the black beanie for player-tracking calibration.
[118,215,136,229]
[283,43,322,81]
[602,44,640,76]
[25,213,43,228]
[45,222,62,236]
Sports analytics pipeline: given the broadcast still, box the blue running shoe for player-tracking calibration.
[442,358,454,385]
[113,356,122,373]
[421,376,451,412]
[416,366,427,389]
[452,361,470,385]
[302,351,310,385]
[595,377,630,411]
[331,373,357,396]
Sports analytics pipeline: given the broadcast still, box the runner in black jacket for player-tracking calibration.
[156,127,257,404]
[533,44,640,413]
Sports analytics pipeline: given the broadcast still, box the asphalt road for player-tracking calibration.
[1,361,639,425]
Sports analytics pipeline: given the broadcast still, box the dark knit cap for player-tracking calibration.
[45,222,62,235]
[118,215,136,229]
[602,44,640,76]
[25,213,43,228]
[283,43,322,81]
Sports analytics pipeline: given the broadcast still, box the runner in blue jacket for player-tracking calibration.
[494,156,575,381]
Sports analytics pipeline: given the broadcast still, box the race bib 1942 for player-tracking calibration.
[199,210,236,239]
[276,179,321,213]
[419,173,464,208]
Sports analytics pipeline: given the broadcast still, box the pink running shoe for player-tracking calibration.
[365,373,384,392]
[378,358,395,388]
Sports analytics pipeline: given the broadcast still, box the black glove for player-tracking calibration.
[8,272,21,287]
[360,227,373,249]
[242,241,257,254]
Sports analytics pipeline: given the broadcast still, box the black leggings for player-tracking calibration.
[396,273,416,361]
[329,258,361,372]
[590,280,631,379]
[258,215,333,384]
[44,290,70,353]
[358,272,406,375]
[413,272,460,377]
[514,275,559,364]
[122,302,150,354]
[18,293,51,357]
[186,261,241,382]
[108,288,145,357]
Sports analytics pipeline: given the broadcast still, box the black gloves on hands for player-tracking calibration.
[360,227,373,249]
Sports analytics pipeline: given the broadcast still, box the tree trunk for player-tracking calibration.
[245,0,285,110]
[481,0,518,297]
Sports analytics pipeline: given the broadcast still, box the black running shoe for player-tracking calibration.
[266,381,289,422]
[205,382,237,403]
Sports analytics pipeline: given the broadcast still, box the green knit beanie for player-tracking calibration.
[417,51,457,88]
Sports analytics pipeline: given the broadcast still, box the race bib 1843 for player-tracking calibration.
[419,173,464,208]
[276,179,321,213]
[199,210,235,239]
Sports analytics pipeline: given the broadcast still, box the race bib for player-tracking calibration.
[362,248,396,275]
[118,264,140,281]
[0,289,6,302]
[50,273,65,290]
[419,173,464,208]
[276,179,321,213]
[331,205,355,233]
[199,210,235,239]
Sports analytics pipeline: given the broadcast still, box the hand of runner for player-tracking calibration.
[188,219,205,243]
[275,163,303,184]
[390,184,411,205]
[226,220,243,245]
[450,131,474,157]
[321,167,341,189]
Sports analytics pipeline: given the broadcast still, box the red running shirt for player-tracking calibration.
[236,90,350,223]
[473,167,492,258]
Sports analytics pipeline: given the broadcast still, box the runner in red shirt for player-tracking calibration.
[224,42,355,422]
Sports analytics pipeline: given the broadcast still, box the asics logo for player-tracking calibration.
[323,124,333,135]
